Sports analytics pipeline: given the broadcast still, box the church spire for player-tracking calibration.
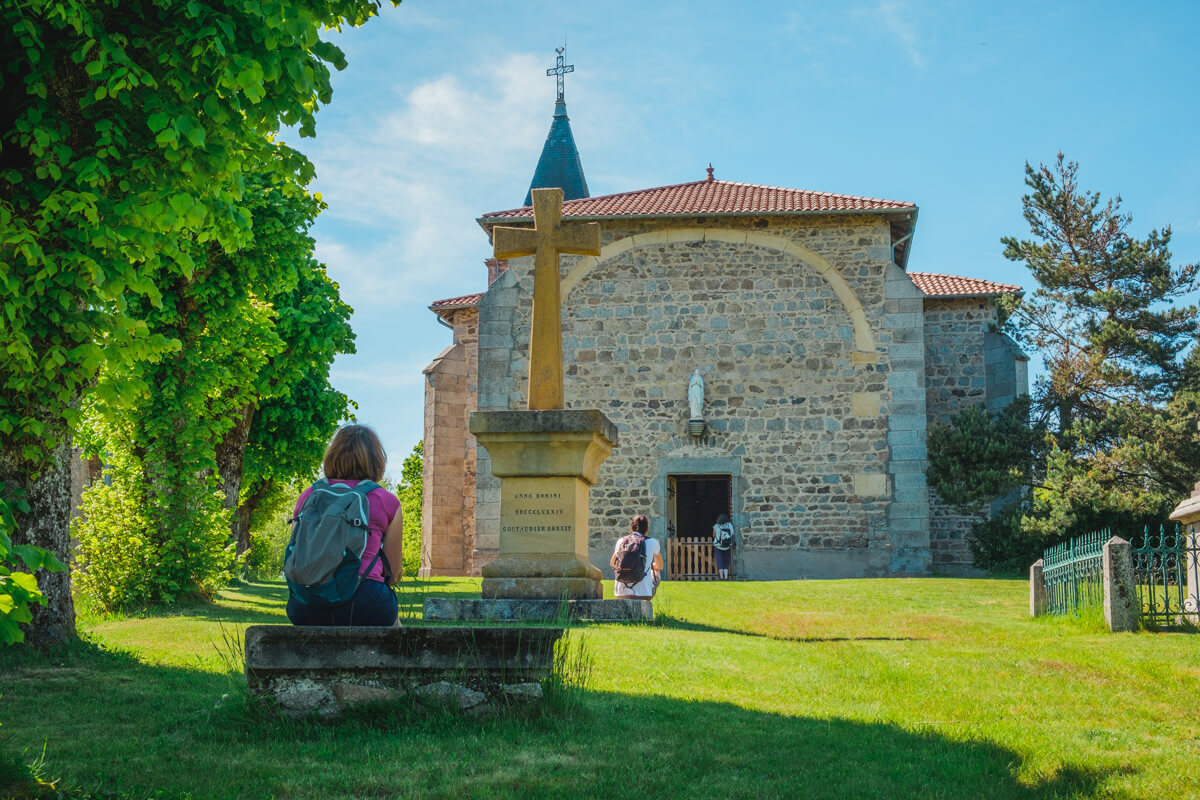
[523,47,589,207]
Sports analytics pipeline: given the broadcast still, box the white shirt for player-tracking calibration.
[613,536,661,598]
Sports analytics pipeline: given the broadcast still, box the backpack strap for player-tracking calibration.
[349,480,395,585]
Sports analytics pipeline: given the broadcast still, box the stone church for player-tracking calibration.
[420,62,1026,581]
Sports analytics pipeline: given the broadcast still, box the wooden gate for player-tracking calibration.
[668,537,719,581]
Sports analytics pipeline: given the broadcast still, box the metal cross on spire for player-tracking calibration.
[546,46,574,104]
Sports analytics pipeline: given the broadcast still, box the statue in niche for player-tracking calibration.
[688,369,705,420]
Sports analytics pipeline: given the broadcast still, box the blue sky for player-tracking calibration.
[287,0,1200,476]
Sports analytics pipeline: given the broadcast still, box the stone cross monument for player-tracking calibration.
[469,187,618,601]
[493,188,599,411]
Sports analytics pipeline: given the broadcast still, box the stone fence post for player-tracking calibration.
[1029,558,1046,617]
[1102,537,1138,632]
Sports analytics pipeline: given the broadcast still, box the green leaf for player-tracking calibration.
[9,572,38,593]
[148,112,171,132]
[10,545,45,570]
[168,193,194,215]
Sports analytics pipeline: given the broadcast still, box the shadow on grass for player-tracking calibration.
[394,577,485,619]
[654,612,925,642]
[0,639,1121,800]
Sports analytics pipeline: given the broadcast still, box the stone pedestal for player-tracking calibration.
[470,409,617,600]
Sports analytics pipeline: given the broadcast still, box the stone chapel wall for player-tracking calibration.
[922,297,1027,574]
[419,308,478,576]
[475,214,932,579]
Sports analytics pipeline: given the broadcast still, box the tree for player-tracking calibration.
[930,155,1200,570]
[75,157,329,608]
[937,154,1200,571]
[1,0,398,641]
[220,245,356,557]
[396,441,423,578]
[1000,153,1199,434]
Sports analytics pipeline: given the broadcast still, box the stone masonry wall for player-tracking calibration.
[923,297,999,575]
[420,308,478,576]
[475,214,933,578]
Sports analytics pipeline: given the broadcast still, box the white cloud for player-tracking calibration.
[873,0,926,68]
[302,52,560,310]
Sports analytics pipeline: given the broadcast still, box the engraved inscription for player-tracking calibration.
[502,490,571,534]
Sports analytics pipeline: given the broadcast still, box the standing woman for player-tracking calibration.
[713,513,735,580]
[286,424,404,627]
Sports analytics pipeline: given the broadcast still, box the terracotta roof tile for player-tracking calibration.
[910,272,1023,298]
[430,275,1021,313]
[480,178,914,221]
[429,292,483,310]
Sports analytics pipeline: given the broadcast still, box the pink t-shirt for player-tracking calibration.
[293,479,401,583]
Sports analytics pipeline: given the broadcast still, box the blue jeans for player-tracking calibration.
[714,547,731,571]
[286,578,398,627]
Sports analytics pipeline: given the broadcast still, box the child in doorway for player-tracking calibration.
[713,513,735,580]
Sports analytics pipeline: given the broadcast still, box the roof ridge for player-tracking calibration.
[481,177,914,220]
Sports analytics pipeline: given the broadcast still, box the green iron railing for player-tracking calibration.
[1131,524,1198,628]
[1042,530,1107,616]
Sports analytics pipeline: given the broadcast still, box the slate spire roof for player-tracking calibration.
[523,99,590,207]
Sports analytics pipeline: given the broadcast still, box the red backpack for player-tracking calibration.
[611,534,647,587]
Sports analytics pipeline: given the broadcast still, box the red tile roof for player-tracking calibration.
[910,272,1023,298]
[429,292,484,310]
[480,178,915,221]
[430,273,1022,311]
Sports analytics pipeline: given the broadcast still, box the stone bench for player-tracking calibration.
[244,624,564,716]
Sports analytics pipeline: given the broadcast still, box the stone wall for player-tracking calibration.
[475,214,933,578]
[923,298,994,424]
[922,298,1027,574]
[420,307,478,576]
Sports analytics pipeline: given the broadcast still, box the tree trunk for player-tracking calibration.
[0,432,78,648]
[234,480,273,558]
[215,403,255,555]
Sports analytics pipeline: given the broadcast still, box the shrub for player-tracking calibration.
[244,513,291,581]
[73,459,240,611]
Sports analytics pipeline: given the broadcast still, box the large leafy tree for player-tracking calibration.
[75,157,342,608]
[224,251,355,556]
[1,0,397,643]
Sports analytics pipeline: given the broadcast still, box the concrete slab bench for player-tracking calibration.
[244,624,564,717]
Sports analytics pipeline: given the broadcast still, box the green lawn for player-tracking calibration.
[2,577,1197,799]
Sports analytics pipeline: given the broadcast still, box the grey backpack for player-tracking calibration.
[284,479,388,607]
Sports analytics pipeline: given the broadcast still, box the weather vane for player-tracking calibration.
[546,46,573,104]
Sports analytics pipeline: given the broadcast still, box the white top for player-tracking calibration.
[713,522,735,551]
[613,536,661,597]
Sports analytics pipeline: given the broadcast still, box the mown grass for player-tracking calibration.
[2,577,1198,799]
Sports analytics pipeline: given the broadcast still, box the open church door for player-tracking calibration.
[667,474,729,581]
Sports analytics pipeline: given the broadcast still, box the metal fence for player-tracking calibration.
[1131,524,1199,628]
[1042,530,1107,616]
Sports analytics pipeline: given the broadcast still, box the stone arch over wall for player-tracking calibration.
[562,227,876,354]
